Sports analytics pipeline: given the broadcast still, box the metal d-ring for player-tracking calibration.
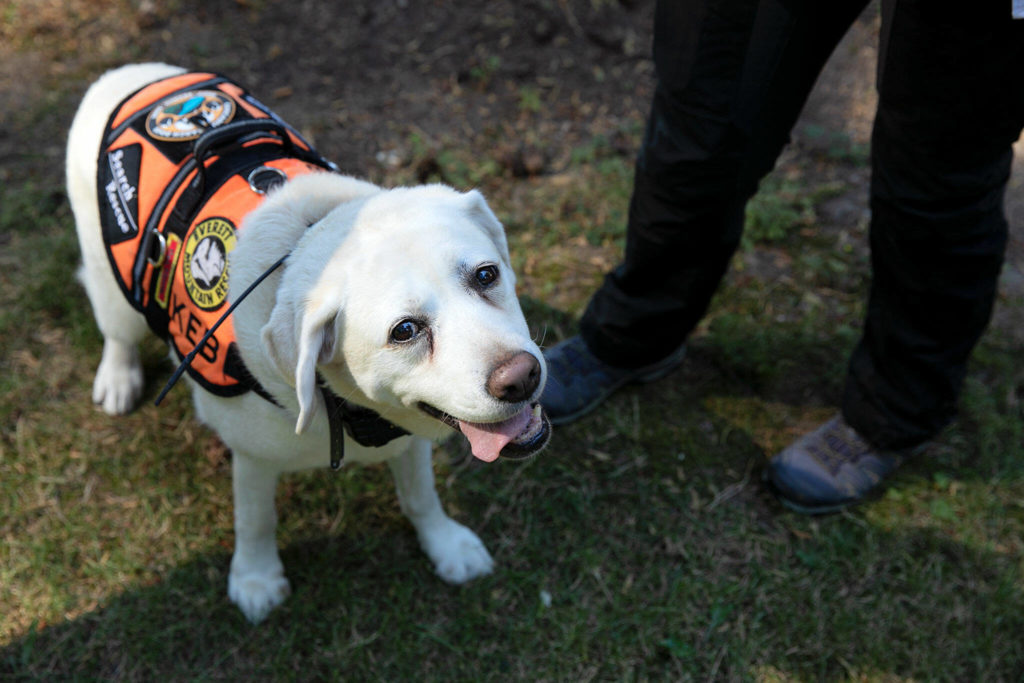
[247,165,288,195]
[146,231,167,267]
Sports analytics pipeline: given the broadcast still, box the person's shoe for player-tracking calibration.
[541,336,686,425]
[763,414,912,514]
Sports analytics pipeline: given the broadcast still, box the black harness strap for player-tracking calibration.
[318,375,410,469]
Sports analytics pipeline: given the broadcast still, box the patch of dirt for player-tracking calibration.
[0,0,656,182]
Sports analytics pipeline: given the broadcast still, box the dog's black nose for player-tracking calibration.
[487,351,541,403]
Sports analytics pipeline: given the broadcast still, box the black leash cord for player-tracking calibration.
[154,253,289,406]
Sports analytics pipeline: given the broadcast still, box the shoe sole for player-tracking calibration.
[761,468,870,515]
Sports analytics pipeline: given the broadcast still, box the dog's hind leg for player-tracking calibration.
[388,438,495,584]
[71,211,148,416]
[228,452,290,623]
[92,336,145,415]
[73,223,148,415]
[67,76,151,416]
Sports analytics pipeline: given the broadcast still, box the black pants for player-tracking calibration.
[579,0,1024,449]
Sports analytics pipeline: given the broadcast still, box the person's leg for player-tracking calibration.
[579,0,870,368]
[766,0,1024,512]
[543,0,868,423]
[843,0,1024,449]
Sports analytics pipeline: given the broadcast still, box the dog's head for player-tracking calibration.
[261,184,550,462]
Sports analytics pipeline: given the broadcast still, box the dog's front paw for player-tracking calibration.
[92,341,143,415]
[420,518,495,585]
[228,568,291,623]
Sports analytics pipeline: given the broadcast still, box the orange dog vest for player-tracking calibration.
[98,72,334,398]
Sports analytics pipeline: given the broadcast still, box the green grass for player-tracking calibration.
[3,88,1024,683]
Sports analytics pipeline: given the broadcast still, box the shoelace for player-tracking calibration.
[806,424,872,475]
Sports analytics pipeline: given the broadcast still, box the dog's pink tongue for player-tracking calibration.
[459,406,533,463]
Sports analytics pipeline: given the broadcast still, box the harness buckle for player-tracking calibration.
[146,231,167,268]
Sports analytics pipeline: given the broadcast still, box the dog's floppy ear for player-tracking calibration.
[261,291,340,435]
[462,189,511,267]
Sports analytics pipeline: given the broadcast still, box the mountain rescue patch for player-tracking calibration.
[97,71,334,398]
[183,216,236,310]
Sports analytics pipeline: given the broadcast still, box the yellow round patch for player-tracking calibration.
[182,217,237,311]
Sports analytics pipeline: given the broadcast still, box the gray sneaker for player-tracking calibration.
[763,414,912,514]
[541,336,686,425]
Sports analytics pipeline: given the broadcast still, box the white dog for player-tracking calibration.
[66,63,550,623]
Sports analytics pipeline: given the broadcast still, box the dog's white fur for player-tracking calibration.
[68,63,545,622]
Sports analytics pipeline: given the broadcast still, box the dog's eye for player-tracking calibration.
[389,319,421,344]
[473,264,499,289]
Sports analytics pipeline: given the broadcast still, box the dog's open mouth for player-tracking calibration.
[418,402,551,463]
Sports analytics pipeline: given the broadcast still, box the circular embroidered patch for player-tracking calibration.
[146,89,236,141]
[182,217,237,310]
